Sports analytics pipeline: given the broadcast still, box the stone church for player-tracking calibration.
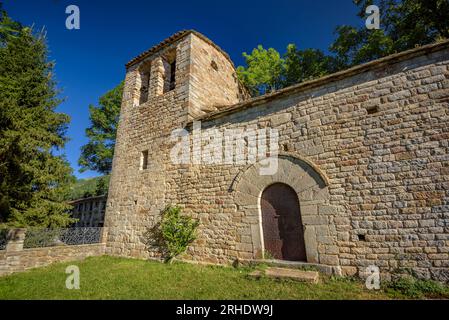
[105,30,449,282]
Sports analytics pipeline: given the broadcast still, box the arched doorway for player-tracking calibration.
[261,183,307,262]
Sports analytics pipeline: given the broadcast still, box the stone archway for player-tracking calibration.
[232,154,332,264]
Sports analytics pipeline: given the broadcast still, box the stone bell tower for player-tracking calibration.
[104,30,248,258]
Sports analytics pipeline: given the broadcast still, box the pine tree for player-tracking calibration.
[0,9,75,227]
[236,46,284,96]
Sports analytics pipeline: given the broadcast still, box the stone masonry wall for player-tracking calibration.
[0,244,105,276]
[106,32,249,259]
[105,35,192,258]
[0,230,106,276]
[188,33,248,118]
[178,44,449,282]
[106,31,449,283]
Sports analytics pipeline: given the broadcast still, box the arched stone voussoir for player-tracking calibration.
[284,168,318,193]
[237,178,263,198]
[230,154,329,210]
[234,190,260,207]
[232,154,329,204]
[232,153,333,265]
[229,153,329,192]
[278,153,329,188]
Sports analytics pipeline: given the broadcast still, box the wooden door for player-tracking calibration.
[261,183,307,261]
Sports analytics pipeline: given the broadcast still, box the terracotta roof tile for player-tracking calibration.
[125,30,234,68]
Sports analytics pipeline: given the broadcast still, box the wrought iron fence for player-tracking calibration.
[24,227,102,249]
[0,229,7,250]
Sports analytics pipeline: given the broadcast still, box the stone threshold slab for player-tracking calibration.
[249,267,319,284]
[241,258,335,275]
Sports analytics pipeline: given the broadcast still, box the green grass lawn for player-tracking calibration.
[0,256,446,300]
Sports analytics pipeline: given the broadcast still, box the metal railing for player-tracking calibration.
[23,227,102,249]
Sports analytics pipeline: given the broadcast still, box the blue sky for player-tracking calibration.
[4,0,362,179]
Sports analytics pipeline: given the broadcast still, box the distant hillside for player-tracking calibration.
[67,175,110,201]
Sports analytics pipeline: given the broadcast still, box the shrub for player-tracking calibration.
[158,206,199,263]
[385,276,449,299]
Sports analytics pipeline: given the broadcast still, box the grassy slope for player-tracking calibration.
[0,256,393,300]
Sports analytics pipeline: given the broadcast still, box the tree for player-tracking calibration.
[283,44,338,87]
[78,82,123,175]
[0,9,75,227]
[330,0,449,67]
[237,44,337,96]
[238,1,449,95]
[237,45,284,96]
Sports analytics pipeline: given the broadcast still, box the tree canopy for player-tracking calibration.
[330,0,449,66]
[236,46,284,96]
[237,0,449,96]
[283,45,339,87]
[78,82,123,175]
[0,8,75,227]
[237,44,338,96]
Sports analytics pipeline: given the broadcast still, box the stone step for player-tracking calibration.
[249,267,319,284]
[241,258,336,275]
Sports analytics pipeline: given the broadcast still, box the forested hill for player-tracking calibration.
[67,176,110,201]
